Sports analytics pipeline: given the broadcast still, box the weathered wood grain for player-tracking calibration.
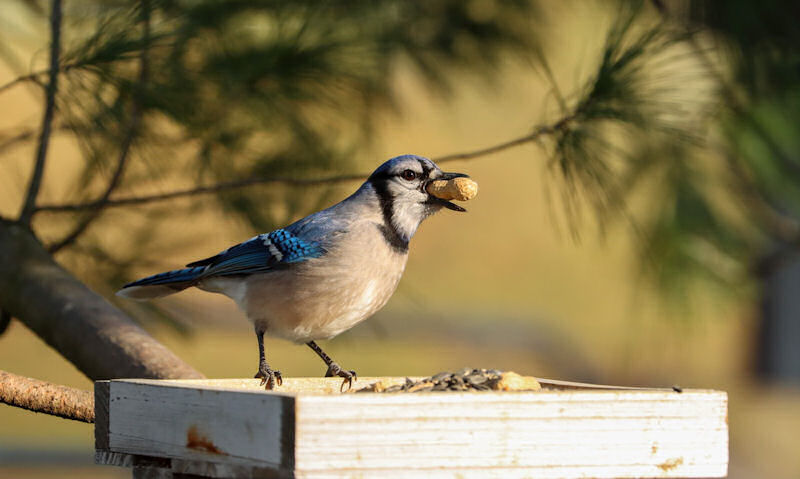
[104,380,294,472]
[96,377,728,478]
[294,389,726,477]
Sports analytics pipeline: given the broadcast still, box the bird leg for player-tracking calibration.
[254,327,282,390]
[306,340,356,392]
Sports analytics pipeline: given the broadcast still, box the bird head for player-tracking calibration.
[367,155,470,246]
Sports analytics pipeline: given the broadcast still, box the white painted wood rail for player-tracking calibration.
[94,377,728,478]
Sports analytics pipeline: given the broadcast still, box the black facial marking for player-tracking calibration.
[416,159,431,181]
[367,169,392,182]
[368,177,409,254]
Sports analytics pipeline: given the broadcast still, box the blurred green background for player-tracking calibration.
[2,1,800,478]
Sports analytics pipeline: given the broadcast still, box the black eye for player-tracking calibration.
[401,169,417,181]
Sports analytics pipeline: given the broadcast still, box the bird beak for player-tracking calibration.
[426,172,470,212]
[439,172,470,180]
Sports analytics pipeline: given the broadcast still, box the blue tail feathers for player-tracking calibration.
[124,266,207,287]
[116,266,207,299]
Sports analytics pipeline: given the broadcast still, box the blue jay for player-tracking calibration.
[117,155,471,390]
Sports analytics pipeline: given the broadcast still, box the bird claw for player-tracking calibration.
[325,363,357,392]
[255,369,282,390]
[339,372,357,392]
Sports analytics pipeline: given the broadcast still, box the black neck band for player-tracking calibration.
[369,177,409,254]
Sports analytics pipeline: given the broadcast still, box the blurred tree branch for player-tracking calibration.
[48,0,152,254]
[38,173,367,212]
[0,49,155,96]
[0,219,204,380]
[435,115,578,163]
[0,369,94,423]
[647,0,800,284]
[0,125,76,156]
[18,0,61,227]
[0,0,538,411]
[0,72,45,95]
[657,0,800,192]
[10,0,539,251]
[5,0,800,422]
[11,0,752,307]
[35,114,578,214]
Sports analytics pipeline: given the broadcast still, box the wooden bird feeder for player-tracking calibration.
[94,377,728,478]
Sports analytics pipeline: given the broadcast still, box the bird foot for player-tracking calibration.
[325,363,357,392]
[255,369,282,390]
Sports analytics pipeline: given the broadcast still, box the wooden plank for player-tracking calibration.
[291,464,719,479]
[99,378,728,478]
[105,380,294,472]
[292,389,728,478]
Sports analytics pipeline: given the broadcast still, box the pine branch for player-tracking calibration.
[0,72,45,95]
[0,126,74,157]
[0,57,140,96]
[18,0,62,226]
[0,369,94,423]
[656,0,800,243]
[49,1,151,253]
[435,115,576,164]
[689,35,800,177]
[657,0,800,180]
[38,173,368,212]
[36,114,576,213]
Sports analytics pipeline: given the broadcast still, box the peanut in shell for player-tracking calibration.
[426,177,478,201]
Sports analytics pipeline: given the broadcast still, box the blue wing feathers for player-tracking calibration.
[202,229,322,276]
[185,236,262,268]
[197,236,276,275]
[267,229,323,263]
[121,228,324,294]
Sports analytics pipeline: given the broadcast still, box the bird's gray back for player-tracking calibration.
[283,182,377,248]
